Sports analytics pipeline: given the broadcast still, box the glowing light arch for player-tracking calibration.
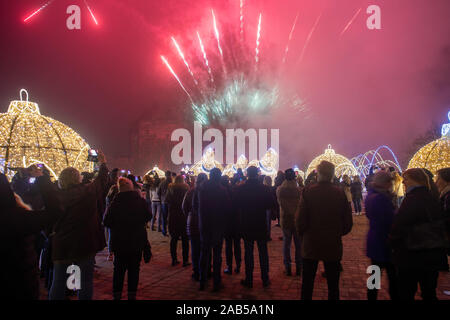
[351,145,402,179]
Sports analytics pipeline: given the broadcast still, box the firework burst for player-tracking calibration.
[160,7,320,126]
[23,0,99,25]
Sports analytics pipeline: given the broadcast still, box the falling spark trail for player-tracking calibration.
[212,10,223,58]
[240,0,245,43]
[340,8,361,37]
[297,12,322,66]
[197,31,214,84]
[171,37,198,86]
[24,0,55,22]
[255,13,262,69]
[211,9,227,74]
[282,12,299,65]
[84,0,99,25]
[161,55,195,104]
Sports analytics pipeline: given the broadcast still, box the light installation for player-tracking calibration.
[306,145,358,178]
[407,111,450,175]
[0,89,93,179]
[293,165,305,180]
[145,165,165,178]
[187,147,278,181]
[188,148,224,177]
[351,145,402,179]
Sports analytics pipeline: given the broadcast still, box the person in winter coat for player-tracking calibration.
[263,176,276,241]
[391,171,405,209]
[436,168,450,253]
[141,175,153,212]
[276,168,302,276]
[197,168,231,292]
[182,173,208,281]
[103,177,152,300]
[104,169,120,261]
[158,171,173,236]
[341,175,353,206]
[273,171,285,226]
[150,177,162,232]
[296,160,353,300]
[222,175,242,275]
[0,173,62,300]
[234,166,275,289]
[49,151,108,300]
[389,168,448,300]
[166,175,190,266]
[364,171,399,300]
[350,175,363,215]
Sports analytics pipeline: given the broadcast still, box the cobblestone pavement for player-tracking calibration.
[40,215,450,300]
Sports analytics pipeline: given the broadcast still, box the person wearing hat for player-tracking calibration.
[365,171,399,300]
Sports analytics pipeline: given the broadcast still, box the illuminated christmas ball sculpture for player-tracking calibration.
[145,165,165,178]
[306,145,358,178]
[407,112,450,175]
[189,148,224,177]
[0,90,93,179]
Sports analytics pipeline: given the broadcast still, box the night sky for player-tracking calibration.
[1,0,449,170]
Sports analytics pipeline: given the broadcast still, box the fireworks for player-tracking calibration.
[282,12,300,65]
[255,13,262,70]
[161,6,369,125]
[340,8,362,37]
[24,0,55,22]
[211,10,223,58]
[84,0,99,25]
[24,0,99,25]
[171,37,198,86]
[160,55,195,104]
[239,0,245,42]
[297,12,322,66]
[197,31,215,84]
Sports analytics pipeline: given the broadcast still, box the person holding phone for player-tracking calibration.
[0,173,62,299]
[49,151,109,300]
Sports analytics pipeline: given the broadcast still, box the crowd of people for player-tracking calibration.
[0,151,449,300]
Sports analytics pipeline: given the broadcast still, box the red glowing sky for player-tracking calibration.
[0,0,449,169]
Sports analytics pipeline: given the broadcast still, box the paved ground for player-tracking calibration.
[40,215,450,300]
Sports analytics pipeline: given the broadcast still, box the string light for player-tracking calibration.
[306,144,358,178]
[351,145,402,179]
[145,165,165,178]
[187,148,278,180]
[0,89,93,179]
[407,112,450,175]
